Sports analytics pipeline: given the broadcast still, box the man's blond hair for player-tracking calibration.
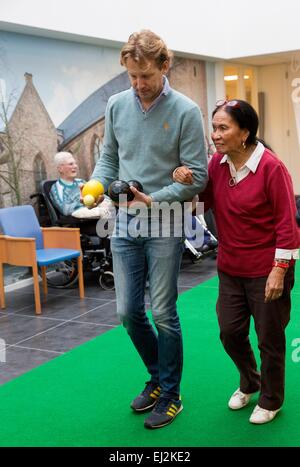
[120,29,173,70]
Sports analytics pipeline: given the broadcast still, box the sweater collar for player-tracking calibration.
[133,76,170,113]
[58,178,78,187]
[220,141,265,173]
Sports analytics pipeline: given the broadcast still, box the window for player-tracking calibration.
[243,68,253,104]
[223,65,256,108]
[224,65,239,101]
[33,155,47,192]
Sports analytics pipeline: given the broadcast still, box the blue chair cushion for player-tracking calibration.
[36,248,80,266]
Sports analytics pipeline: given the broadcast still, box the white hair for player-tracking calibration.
[54,151,75,167]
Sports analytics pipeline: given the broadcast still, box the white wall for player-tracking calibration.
[258,64,300,194]
[1,0,300,59]
[205,62,217,138]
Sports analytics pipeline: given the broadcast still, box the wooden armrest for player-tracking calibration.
[0,234,36,242]
[41,227,80,233]
[0,235,36,266]
[41,227,81,250]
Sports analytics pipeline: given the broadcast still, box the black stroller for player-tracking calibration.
[184,210,218,262]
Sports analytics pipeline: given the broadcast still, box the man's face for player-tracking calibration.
[58,156,78,181]
[126,57,169,105]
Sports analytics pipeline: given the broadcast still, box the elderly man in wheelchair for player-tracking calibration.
[32,152,115,290]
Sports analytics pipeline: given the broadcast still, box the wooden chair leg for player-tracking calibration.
[77,256,85,299]
[32,264,42,315]
[41,266,48,295]
[0,262,5,309]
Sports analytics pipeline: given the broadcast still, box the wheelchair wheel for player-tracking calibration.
[39,259,79,288]
[99,270,115,290]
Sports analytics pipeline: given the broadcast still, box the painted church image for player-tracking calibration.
[0,57,208,208]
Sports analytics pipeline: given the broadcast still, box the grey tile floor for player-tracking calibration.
[0,253,217,385]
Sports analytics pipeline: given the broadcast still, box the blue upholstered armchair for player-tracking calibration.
[0,205,84,314]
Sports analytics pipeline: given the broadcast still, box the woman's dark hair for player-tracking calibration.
[256,137,273,152]
[212,99,259,145]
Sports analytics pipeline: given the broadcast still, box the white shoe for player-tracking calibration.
[228,388,253,410]
[249,405,280,424]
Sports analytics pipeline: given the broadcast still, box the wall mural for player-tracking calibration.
[0,30,208,208]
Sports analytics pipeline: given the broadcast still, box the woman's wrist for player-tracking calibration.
[273,259,290,268]
[272,259,289,274]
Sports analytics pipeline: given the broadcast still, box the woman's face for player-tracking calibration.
[211,109,249,155]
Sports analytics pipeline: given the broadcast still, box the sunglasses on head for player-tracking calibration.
[215,99,240,109]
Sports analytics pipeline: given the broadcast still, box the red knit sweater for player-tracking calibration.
[200,149,300,277]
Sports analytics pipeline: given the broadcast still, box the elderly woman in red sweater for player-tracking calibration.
[174,99,299,425]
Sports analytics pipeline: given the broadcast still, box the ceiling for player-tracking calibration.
[231,50,300,67]
[1,0,300,61]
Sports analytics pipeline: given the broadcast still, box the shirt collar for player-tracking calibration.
[133,75,170,96]
[161,75,170,96]
[220,141,265,173]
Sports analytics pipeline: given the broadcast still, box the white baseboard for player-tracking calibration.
[4,276,41,293]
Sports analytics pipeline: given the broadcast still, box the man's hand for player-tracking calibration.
[173,166,193,185]
[129,186,152,206]
[115,186,152,208]
[79,185,104,208]
[79,183,84,204]
[264,267,286,302]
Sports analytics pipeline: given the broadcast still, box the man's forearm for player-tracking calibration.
[151,165,208,203]
[91,151,119,192]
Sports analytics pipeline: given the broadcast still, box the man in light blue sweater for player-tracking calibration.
[92,30,208,429]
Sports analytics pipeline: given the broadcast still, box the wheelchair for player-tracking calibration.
[30,180,114,290]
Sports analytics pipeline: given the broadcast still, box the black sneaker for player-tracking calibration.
[144,397,183,429]
[130,382,161,412]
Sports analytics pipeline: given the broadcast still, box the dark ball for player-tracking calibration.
[127,180,144,193]
[108,180,134,202]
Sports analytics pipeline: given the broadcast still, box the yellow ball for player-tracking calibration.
[82,179,104,199]
[83,194,95,207]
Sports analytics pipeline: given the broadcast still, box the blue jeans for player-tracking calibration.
[111,212,185,399]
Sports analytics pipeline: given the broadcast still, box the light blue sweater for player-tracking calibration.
[50,178,85,216]
[92,87,208,203]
